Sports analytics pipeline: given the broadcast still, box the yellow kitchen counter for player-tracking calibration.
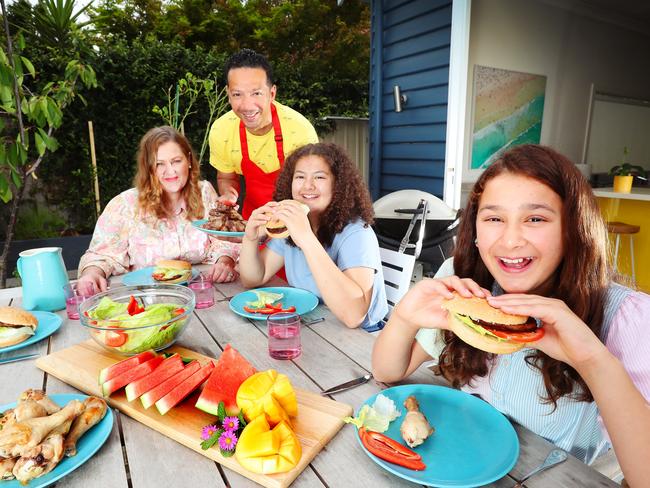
[594,187,650,293]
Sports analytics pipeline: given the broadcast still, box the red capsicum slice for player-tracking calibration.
[359,428,426,471]
[127,295,145,315]
[243,306,276,314]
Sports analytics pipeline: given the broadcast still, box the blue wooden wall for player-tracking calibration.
[369,0,453,200]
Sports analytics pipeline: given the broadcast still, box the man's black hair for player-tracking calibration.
[223,49,274,87]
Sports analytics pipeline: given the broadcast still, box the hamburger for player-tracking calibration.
[441,294,544,354]
[0,306,38,348]
[151,260,192,284]
[265,200,310,239]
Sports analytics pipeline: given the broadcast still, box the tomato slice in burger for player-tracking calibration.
[491,328,545,343]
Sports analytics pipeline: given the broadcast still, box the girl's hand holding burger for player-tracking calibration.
[487,294,609,370]
[272,201,313,249]
[391,276,491,332]
[243,202,279,242]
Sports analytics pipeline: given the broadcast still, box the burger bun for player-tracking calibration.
[152,259,192,284]
[442,294,533,355]
[265,200,310,239]
[0,306,38,348]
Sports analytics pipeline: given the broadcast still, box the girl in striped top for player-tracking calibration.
[373,145,650,486]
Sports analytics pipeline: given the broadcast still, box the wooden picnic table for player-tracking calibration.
[0,272,619,488]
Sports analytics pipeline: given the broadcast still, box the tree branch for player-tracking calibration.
[25,126,54,176]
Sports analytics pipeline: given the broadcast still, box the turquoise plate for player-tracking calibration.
[0,311,62,354]
[120,266,199,286]
[0,393,114,488]
[357,385,519,487]
[229,286,319,320]
[191,219,245,237]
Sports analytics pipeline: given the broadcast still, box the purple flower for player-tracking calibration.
[222,416,239,432]
[218,431,238,451]
[201,424,219,441]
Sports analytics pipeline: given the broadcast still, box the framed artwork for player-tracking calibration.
[470,65,546,171]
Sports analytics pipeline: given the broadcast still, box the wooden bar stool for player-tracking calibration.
[607,221,640,282]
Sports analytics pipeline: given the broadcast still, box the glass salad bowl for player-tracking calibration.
[79,284,195,356]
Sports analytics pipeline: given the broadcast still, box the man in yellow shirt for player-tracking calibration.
[208,49,318,219]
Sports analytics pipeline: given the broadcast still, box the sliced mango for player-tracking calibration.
[235,416,302,474]
[236,370,298,425]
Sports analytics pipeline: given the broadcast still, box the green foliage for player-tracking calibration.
[3,0,369,236]
[0,32,97,204]
[609,163,647,177]
[34,39,226,233]
[610,147,647,177]
[152,72,229,165]
[14,201,66,239]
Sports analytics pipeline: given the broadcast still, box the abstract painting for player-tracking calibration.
[471,65,546,170]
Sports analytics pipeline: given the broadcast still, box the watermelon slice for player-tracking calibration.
[155,362,215,415]
[101,355,164,397]
[98,350,157,385]
[140,360,201,409]
[125,354,184,402]
[195,344,256,416]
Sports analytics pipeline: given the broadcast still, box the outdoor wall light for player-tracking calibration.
[393,85,408,112]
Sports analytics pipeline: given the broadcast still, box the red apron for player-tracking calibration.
[240,103,285,220]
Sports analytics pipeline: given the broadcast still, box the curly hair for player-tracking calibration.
[273,142,374,248]
[134,126,204,221]
[438,144,611,407]
[224,48,274,87]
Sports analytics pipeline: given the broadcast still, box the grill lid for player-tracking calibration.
[373,189,457,220]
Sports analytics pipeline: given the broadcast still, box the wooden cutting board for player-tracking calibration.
[36,340,353,488]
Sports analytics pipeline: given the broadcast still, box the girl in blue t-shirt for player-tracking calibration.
[239,142,388,329]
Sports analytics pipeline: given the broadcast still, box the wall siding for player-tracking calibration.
[369,0,453,199]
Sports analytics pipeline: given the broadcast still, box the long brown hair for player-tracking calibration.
[273,142,374,248]
[134,126,204,221]
[439,144,610,406]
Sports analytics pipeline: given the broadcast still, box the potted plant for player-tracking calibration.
[609,147,646,193]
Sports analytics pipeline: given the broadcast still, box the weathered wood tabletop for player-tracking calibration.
[0,274,619,488]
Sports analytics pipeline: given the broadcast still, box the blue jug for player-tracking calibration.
[17,247,70,311]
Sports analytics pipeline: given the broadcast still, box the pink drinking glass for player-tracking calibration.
[63,283,92,320]
[267,312,301,360]
[189,273,215,309]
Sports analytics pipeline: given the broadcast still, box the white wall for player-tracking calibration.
[461,0,650,184]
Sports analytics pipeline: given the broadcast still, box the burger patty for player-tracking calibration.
[267,226,287,235]
[471,316,538,333]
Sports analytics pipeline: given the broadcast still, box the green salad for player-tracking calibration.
[87,297,186,354]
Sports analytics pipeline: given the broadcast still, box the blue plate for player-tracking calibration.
[120,266,199,286]
[229,286,319,320]
[357,385,519,487]
[0,393,114,488]
[0,311,62,354]
[192,219,245,237]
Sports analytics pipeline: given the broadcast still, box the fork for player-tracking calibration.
[512,448,568,487]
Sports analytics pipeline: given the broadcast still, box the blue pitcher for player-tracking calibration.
[17,247,70,311]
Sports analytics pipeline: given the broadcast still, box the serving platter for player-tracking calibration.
[36,340,352,488]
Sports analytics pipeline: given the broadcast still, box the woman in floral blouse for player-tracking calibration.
[77,126,239,295]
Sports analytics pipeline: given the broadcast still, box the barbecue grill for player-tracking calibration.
[372,190,460,275]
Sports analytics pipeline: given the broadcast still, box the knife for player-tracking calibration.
[0,353,39,365]
[320,373,372,395]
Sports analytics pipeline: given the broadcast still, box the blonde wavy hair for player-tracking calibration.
[134,126,204,221]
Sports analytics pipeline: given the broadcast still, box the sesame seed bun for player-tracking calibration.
[0,306,38,348]
[265,200,310,239]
